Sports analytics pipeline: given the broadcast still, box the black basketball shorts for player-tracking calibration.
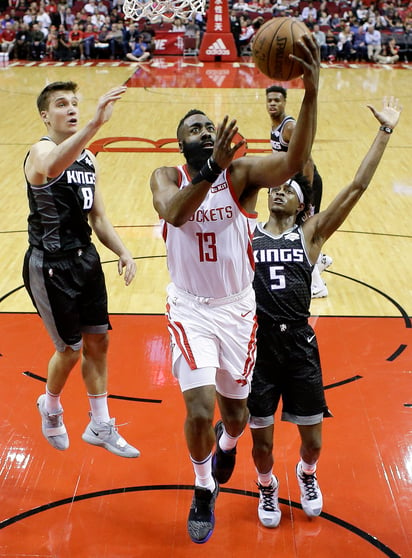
[247,320,329,424]
[23,243,109,352]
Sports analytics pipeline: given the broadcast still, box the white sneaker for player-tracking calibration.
[317,253,333,273]
[296,463,323,517]
[257,475,281,528]
[82,414,140,458]
[37,394,69,451]
[311,282,328,298]
[311,263,328,298]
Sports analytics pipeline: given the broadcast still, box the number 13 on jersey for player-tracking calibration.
[196,232,217,262]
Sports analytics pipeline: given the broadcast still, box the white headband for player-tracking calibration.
[287,179,304,204]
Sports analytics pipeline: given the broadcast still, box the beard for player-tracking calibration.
[181,140,212,170]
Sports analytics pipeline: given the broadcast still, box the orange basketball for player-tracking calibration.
[252,17,309,81]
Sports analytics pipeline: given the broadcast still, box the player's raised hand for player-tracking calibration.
[212,115,246,169]
[92,86,127,128]
[367,96,402,130]
[291,34,320,93]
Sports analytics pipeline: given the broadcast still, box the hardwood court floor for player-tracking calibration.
[0,57,411,557]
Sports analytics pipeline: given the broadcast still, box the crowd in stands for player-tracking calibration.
[230,0,411,61]
[0,0,411,62]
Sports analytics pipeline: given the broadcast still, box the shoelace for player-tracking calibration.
[259,483,277,511]
[47,412,63,426]
[300,472,319,501]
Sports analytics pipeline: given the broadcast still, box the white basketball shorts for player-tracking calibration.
[166,283,257,398]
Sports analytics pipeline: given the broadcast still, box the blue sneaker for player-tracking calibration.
[187,481,219,543]
[212,420,236,484]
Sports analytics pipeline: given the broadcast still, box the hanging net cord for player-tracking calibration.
[123,0,206,22]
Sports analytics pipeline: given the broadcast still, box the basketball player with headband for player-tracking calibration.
[248,96,402,528]
[265,84,332,298]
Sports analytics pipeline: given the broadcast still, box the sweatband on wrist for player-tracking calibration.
[191,157,223,185]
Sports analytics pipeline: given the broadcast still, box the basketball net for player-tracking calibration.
[122,0,205,22]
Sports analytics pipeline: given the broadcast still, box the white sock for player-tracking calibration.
[257,469,275,487]
[191,453,216,492]
[88,392,110,423]
[300,459,317,475]
[45,387,62,414]
[219,424,243,452]
[311,263,325,290]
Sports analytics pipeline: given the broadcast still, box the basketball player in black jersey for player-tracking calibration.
[23,81,140,458]
[248,96,401,528]
[266,84,332,298]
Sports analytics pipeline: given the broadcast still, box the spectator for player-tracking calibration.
[82,23,97,59]
[64,7,76,31]
[106,22,123,59]
[355,0,369,24]
[109,7,124,24]
[29,22,46,60]
[94,24,110,57]
[56,22,71,60]
[45,24,58,59]
[23,8,35,27]
[238,15,255,52]
[352,26,367,61]
[125,33,151,62]
[318,10,331,27]
[140,19,155,44]
[96,0,108,16]
[46,1,60,28]
[84,0,97,16]
[171,16,185,32]
[69,22,84,59]
[330,12,341,30]
[325,27,338,60]
[14,21,30,59]
[0,20,16,57]
[365,23,381,60]
[230,9,242,55]
[184,14,201,52]
[304,14,317,30]
[36,6,52,31]
[337,23,356,60]
[312,23,328,60]
[122,21,140,55]
[375,37,400,63]
[301,1,318,22]
[233,0,250,13]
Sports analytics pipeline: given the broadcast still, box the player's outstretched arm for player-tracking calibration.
[306,96,402,247]
[30,86,127,181]
[287,34,320,174]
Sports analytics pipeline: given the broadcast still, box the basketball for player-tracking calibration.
[252,17,310,81]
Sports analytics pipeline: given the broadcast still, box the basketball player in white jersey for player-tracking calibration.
[150,34,320,543]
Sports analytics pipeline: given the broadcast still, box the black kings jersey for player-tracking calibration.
[270,115,295,153]
[253,222,312,322]
[25,138,95,253]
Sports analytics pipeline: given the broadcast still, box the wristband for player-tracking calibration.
[379,125,393,134]
[191,157,223,185]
